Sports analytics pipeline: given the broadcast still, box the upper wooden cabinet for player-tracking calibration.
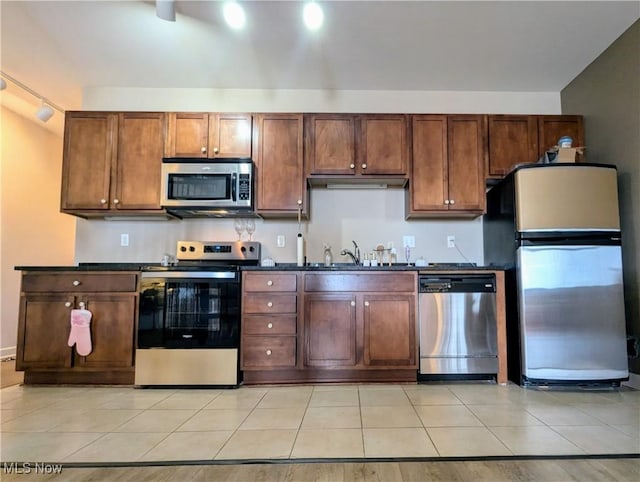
[487,115,584,178]
[61,112,166,216]
[252,113,307,217]
[164,112,252,158]
[537,115,584,156]
[406,115,486,218]
[305,114,409,180]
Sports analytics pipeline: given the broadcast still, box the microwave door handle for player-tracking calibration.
[231,173,237,202]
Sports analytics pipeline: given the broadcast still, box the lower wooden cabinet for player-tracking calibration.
[15,271,138,384]
[241,270,418,384]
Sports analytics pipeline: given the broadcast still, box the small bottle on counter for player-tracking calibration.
[323,244,333,267]
[390,247,397,265]
[362,253,370,267]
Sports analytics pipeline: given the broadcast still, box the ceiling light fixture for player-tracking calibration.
[0,71,64,123]
[156,0,176,22]
[223,1,246,30]
[303,1,324,31]
[35,102,55,123]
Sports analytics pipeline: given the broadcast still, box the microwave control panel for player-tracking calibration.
[238,174,251,201]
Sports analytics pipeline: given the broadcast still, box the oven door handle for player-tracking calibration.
[141,271,237,279]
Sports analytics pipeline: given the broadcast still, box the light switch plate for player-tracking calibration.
[120,234,129,247]
[276,235,286,248]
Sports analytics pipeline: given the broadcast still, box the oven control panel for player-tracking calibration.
[176,241,261,262]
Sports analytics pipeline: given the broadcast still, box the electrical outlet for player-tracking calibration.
[120,233,129,247]
[276,235,286,248]
[402,235,416,248]
[447,235,455,248]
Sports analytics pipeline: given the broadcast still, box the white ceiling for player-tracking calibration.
[1,1,639,115]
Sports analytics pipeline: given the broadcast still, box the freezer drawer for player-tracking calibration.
[419,291,497,374]
[517,244,628,382]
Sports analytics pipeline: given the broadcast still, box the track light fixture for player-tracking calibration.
[156,0,176,21]
[0,71,64,123]
[303,1,324,31]
[35,102,55,123]
[223,1,246,30]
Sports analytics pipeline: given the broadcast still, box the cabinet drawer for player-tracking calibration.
[244,273,297,292]
[22,273,138,293]
[243,294,297,314]
[243,315,297,335]
[304,272,416,292]
[242,336,296,368]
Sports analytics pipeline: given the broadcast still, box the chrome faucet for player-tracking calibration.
[340,240,361,265]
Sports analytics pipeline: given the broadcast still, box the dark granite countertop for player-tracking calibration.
[16,262,507,272]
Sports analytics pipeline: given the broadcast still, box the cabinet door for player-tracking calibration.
[254,114,306,215]
[304,294,357,367]
[74,294,136,369]
[359,115,408,175]
[487,115,538,178]
[209,113,252,158]
[16,294,74,369]
[165,113,209,158]
[114,112,165,210]
[363,295,416,367]
[407,115,448,213]
[447,115,486,212]
[537,115,584,156]
[61,112,116,211]
[306,114,357,175]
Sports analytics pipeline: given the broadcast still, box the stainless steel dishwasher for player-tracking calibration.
[419,274,497,379]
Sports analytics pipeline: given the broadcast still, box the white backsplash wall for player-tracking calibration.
[74,188,483,265]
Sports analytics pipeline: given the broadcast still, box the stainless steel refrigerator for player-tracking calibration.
[484,163,628,386]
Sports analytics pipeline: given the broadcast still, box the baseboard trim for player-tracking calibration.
[0,346,17,360]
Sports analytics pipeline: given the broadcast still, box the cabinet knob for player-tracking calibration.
[297,200,302,206]
[450,199,455,205]
[65,302,72,308]
[267,280,273,286]
[364,301,370,307]
[267,322,273,329]
[267,301,273,308]
[349,163,355,169]
[113,198,119,204]
[213,147,219,154]
[100,199,107,204]
[72,280,81,286]
[350,301,356,307]
[444,199,450,205]
[201,147,207,154]
[361,163,367,169]
[266,349,272,356]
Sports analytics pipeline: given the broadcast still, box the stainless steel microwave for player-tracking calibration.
[161,158,253,216]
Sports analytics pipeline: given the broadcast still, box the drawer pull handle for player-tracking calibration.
[266,349,272,356]
[267,323,273,329]
[267,301,273,308]
[72,280,81,286]
[65,302,72,308]
[267,280,273,286]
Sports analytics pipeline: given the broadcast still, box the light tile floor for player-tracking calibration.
[1,382,639,462]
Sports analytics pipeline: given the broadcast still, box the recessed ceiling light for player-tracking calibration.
[303,2,324,31]
[223,1,246,30]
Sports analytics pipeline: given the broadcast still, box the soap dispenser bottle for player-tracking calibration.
[323,244,333,267]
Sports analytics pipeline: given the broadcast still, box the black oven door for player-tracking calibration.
[138,272,240,349]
